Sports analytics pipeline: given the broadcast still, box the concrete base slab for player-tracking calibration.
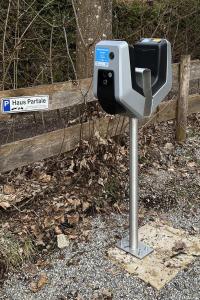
[108,221,200,290]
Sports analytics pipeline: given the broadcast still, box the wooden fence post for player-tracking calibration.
[176,55,191,142]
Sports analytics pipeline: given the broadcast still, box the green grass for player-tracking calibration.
[0,231,35,271]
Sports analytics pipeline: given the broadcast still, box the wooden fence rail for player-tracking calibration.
[0,78,93,122]
[0,60,200,122]
[0,60,200,173]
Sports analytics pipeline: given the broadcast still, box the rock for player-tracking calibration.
[164,143,174,153]
[57,234,69,249]
[164,142,174,150]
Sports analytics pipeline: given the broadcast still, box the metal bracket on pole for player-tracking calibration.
[117,117,153,259]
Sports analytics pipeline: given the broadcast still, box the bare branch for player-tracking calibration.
[71,0,87,48]
[2,0,12,90]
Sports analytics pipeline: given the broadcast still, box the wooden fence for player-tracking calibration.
[0,58,200,173]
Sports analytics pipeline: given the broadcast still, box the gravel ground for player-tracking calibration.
[0,206,199,300]
[0,116,199,300]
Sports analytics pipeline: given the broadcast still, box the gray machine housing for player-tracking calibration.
[93,39,172,119]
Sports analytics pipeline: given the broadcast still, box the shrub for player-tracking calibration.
[113,0,200,61]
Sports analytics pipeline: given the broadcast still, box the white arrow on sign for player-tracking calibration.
[1,95,49,114]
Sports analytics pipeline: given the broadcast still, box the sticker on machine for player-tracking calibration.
[1,95,49,114]
[95,48,110,67]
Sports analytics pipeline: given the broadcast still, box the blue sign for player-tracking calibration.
[3,99,11,112]
[95,48,110,66]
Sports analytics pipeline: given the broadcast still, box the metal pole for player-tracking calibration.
[117,117,153,259]
[129,117,138,251]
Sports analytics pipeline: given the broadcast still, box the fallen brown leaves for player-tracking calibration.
[0,132,129,283]
[0,114,199,284]
[0,201,11,209]
[30,273,48,293]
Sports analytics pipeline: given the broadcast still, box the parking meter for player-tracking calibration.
[93,38,172,259]
[93,38,172,118]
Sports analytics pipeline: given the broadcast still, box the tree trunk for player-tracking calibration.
[75,0,112,79]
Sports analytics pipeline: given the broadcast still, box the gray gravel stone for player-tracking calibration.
[0,209,199,300]
[1,117,199,300]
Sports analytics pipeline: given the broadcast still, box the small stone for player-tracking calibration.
[57,234,69,249]
[164,143,174,153]
[164,142,174,149]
